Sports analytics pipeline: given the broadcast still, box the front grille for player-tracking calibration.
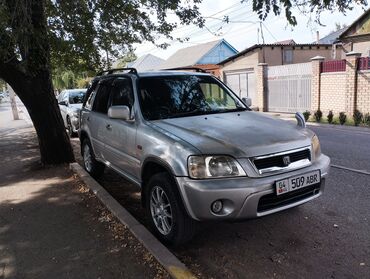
[253,149,311,170]
[257,183,321,212]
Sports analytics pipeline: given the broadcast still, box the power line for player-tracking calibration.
[262,22,278,41]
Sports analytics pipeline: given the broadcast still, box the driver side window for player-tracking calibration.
[109,78,134,110]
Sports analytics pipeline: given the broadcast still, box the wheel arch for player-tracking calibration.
[140,157,181,208]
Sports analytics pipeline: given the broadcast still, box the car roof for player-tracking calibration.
[95,70,211,80]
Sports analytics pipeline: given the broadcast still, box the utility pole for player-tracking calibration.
[7,84,19,120]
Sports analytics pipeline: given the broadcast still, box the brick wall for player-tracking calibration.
[357,70,370,113]
[319,72,347,113]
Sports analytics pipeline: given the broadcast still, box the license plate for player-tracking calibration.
[275,170,320,196]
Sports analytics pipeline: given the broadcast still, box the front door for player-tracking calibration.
[104,77,139,181]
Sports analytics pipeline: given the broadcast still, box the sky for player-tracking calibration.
[132,0,369,60]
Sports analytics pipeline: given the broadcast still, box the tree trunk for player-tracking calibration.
[21,78,75,165]
[0,0,74,165]
[1,66,75,165]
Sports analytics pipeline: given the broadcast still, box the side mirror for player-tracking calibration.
[108,105,131,120]
[59,100,68,106]
[295,112,306,128]
[241,97,252,107]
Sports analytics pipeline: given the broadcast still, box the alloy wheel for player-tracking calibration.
[83,144,93,172]
[150,186,173,235]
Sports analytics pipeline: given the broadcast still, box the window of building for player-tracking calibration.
[283,49,293,64]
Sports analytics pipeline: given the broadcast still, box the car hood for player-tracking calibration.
[151,111,313,158]
[70,104,83,110]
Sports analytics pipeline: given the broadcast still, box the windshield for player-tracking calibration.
[138,75,246,120]
[69,90,86,104]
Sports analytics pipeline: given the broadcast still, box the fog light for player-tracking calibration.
[211,200,223,214]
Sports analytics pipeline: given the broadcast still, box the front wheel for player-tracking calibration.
[82,139,105,178]
[145,173,197,246]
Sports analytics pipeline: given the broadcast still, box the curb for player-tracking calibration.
[70,163,197,279]
[306,122,370,133]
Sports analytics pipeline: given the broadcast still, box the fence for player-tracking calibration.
[321,60,346,72]
[267,63,312,113]
[358,57,370,70]
[315,55,370,115]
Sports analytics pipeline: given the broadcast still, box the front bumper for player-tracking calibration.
[176,154,330,221]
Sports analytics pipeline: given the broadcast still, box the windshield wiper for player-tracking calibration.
[212,107,247,114]
[170,109,210,118]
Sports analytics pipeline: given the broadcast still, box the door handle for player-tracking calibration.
[87,116,90,122]
[106,124,112,130]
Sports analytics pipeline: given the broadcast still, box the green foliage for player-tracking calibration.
[314,109,322,122]
[364,113,370,126]
[115,52,138,68]
[303,110,311,121]
[353,110,363,126]
[0,0,204,75]
[76,77,92,89]
[327,111,334,124]
[339,112,347,125]
[241,0,367,26]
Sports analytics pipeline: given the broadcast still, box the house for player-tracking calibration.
[317,9,370,58]
[126,54,165,71]
[158,39,238,76]
[218,42,332,104]
[338,8,370,57]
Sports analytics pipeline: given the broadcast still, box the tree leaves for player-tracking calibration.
[241,0,366,27]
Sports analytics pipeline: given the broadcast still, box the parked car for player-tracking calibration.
[79,68,330,245]
[58,89,87,136]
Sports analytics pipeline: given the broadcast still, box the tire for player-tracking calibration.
[81,138,105,178]
[145,172,197,246]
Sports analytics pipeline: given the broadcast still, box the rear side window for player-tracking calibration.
[92,83,111,114]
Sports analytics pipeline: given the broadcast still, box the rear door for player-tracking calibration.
[104,77,139,181]
[89,79,113,161]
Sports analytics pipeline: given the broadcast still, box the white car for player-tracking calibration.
[57,89,86,137]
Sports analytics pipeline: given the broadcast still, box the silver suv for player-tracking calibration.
[79,68,330,245]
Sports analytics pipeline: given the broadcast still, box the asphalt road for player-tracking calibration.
[69,122,370,279]
[7,92,370,278]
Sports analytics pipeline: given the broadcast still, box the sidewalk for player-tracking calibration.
[0,101,168,279]
[262,111,370,133]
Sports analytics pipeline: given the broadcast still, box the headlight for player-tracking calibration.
[72,111,79,118]
[188,155,246,179]
[311,135,321,159]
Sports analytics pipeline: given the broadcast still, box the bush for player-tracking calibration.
[353,110,363,126]
[339,112,347,125]
[314,110,323,122]
[303,110,311,121]
[363,113,370,126]
[327,111,334,124]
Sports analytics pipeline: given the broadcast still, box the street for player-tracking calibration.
[69,118,370,278]
[4,99,370,278]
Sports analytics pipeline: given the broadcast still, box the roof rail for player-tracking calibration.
[162,67,207,73]
[97,67,138,76]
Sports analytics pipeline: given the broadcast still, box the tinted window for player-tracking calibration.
[69,90,86,104]
[110,78,134,108]
[138,75,245,120]
[92,83,111,114]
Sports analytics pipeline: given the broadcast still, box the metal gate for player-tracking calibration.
[224,69,256,106]
[267,63,312,113]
